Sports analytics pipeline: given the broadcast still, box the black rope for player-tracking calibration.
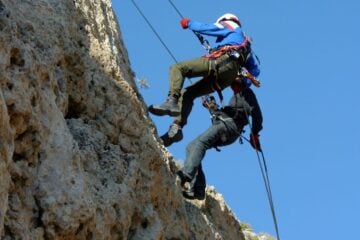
[130,0,197,86]
[167,0,184,18]
[130,0,178,63]
[167,0,211,52]
[241,103,281,240]
[241,136,280,238]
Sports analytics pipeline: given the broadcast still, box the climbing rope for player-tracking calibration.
[167,0,211,52]
[241,135,280,240]
[130,0,178,63]
[242,110,281,240]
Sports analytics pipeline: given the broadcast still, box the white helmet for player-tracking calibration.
[216,13,241,26]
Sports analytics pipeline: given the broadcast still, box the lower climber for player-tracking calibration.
[177,78,263,200]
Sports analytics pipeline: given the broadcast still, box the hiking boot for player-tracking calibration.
[148,96,180,117]
[176,170,191,188]
[160,123,183,147]
[182,187,206,200]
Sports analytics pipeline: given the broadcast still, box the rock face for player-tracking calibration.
[0,1,272,239]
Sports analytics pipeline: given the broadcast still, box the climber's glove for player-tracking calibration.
[180,18,190,29]
[250,133,262,152]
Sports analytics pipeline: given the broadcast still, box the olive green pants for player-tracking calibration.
[169,54,240,127]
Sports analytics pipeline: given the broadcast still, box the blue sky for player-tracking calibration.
[113,1,360,239]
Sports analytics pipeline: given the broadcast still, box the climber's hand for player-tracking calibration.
[250,133,262,152]
[180,18,190,29]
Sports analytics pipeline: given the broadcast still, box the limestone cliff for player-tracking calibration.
[0,1,272,239]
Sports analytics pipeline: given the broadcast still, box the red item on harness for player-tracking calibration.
[231,82,242,93]
[241,69,261,88]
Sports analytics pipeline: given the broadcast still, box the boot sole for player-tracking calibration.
[160,132,183,147]
[161,135,182,147]
[182,191,206,200]
[148,105,180,117]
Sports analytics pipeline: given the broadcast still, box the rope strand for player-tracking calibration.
[167,0,185,18]
[241,136,281,240]
[166,0,211,51]
[241,109,281,240]
[130,0,178,63]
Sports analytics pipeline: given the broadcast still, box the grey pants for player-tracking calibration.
[181,117,243,190]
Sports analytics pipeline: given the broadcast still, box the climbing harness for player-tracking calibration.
[201,96,245,152]
[207,67,225,107]
[205,37,250,59]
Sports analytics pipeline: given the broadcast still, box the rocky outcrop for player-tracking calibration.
[0,0,272,239]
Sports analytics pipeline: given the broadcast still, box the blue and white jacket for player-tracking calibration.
[187,20,246,47]
[188,20,260,86]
